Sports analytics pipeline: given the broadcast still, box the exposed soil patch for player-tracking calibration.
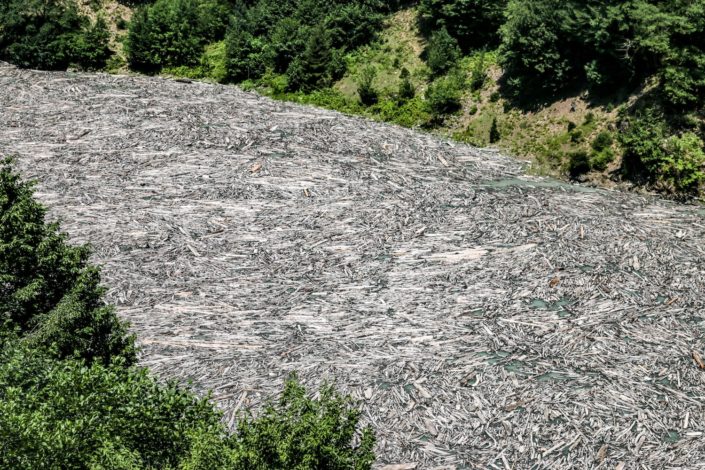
[2,63,705,468]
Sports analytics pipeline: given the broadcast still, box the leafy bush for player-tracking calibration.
[499,0,577,97]
[224,19,268,82]
[0,159,134,365]
[369,97,431,128]
[569,129,583,144]
[661,48,705,108]
[326,3,383,52]
[0,343,376,470]
[165,41,228,83]
[425,75,463,116]
[567,150,591,179]
[660,132,705,193]
[277,88,364,116]
[592,131,613,152]
[590,148,615,171]
[425,28,461,77]
[71,16,112,71]
[0,342,224,469]
[0,0,111,70]
[231,375,375,469]
[267,18,307,74]
[619,109,667,179]
[618,111,705,193]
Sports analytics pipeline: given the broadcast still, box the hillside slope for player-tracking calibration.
[2,64,705,467]
[326,9,627,182]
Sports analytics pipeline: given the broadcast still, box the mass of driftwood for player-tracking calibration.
[3,62,705,469]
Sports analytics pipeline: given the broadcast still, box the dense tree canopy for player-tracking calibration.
[419,0,508,51]
[496,0,705,106]
[223,0,385,90]
[0,0,110,70]
[126,0,230,71]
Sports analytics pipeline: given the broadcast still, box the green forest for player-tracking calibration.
[2,0,705,465]
[2,0,705,195]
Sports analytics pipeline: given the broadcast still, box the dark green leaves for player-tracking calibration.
[0,158,134,365]
[0,0,110,70]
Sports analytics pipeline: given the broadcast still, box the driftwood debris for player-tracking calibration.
[2,62,705,468]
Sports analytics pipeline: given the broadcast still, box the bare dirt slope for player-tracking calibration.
[2,63,705,469]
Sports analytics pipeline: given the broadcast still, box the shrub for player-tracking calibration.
[398,67,415,100]
[325,3,383,52]
[499,0,576,97]
[0,345,376,470]
[221,0,386,89]
[258,71,289,96]
[570,129,584,143]
[73,16,112,71]
[660,47,705,109]
[567,150,591,178]
[619,109,667,179]
[198,40,228,83]
[0,159,134,365]
[231,374,376,469]
[615,112,705,193]
[357,65,378,106]
[267,18,306,74]
[470,52,487,91]
[489,117,501,143]
[660,132,705,193]
[161,40,228,83]
[592,131,613,152]
[425,28,461,77]
[590,148,614,171]
[425,75,463,116]
[369,97,431,128]
[116,16,128,30]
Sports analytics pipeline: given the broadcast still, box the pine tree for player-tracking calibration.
[398,67,415,100]
[489,117,501,143]
[286,25,333,91]
[426,27,461,77]
[357,65,378,105]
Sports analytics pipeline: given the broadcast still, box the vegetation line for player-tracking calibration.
[2,0,705,196]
